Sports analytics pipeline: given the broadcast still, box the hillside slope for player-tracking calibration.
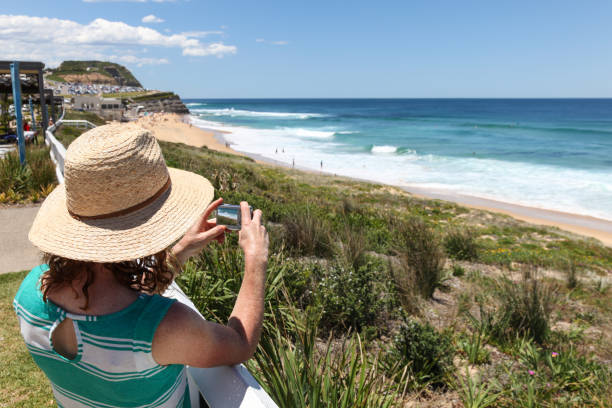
[46,61,142,87]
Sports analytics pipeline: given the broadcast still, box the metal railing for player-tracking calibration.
[60,119,97,129]
[45,109,67,184]
[44,115,277,408]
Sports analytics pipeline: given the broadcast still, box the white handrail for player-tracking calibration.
[45,108,67,184]
[164,283,278,408]
[61,119,97,129]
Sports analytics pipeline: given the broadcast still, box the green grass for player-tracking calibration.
[102,91,154,99]
[63,110,107,126]
[0,271,54,407]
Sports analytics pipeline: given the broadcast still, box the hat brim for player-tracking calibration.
[29,168,214,263]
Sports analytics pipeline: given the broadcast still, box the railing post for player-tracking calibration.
[37,68,48,134]
[28,96,36,131]
[10,61,26,166]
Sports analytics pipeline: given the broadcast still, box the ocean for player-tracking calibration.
[185,99,612,221]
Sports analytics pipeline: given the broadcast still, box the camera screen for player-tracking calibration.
[217,205,241,230]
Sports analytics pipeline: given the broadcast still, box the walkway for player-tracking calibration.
[0,205,41,274]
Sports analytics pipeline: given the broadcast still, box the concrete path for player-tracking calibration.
[0,205,41,274]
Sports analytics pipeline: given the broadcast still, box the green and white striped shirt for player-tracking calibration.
[13,265,190,407]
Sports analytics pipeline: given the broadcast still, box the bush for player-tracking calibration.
[0,145,56,203]
[444,228,479,261]
[252,310,406,408]
[334,224,368,270]
[458,327,490,365]
[281,206,334,257]
[392,218,446,299]
[564,258,579,289]
[497,269,556,344]
[468,268,557,345]
[386,319,454,388]
[452,264,466,277]
[314,259,388,333]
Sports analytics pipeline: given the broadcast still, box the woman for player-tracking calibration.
[13,123,269,407]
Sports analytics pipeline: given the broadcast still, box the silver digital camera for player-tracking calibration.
[213,204,253,231]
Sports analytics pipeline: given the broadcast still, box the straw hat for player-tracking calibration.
[29,123,214,262]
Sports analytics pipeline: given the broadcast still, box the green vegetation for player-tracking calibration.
[0,145,57,204]
[161,141,612,406]
[63,110,107,126]
[0,271,54,407]
[445,228,479,261]
[46,61,141,87]
[3,139,611,406]
[102,91,154,98]
[129,91,178,102]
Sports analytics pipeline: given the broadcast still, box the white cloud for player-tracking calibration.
[183,43,236,57]
[142,14,164,23]
[255,38,265,43]
[0,15,237,67]
[110,55,169,66]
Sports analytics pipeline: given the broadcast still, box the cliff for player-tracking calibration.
[126,92,189,114]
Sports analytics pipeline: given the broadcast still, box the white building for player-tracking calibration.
[72,95,123,121]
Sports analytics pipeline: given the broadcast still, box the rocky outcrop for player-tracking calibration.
[128,94,189,114]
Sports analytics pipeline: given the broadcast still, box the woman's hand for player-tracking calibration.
[238,202,269,266]
[172,198,227,265]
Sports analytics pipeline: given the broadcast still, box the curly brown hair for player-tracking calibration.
[41,250,180,310]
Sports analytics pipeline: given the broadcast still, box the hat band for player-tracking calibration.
[68,177,171,221]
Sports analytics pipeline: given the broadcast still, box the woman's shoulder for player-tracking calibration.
[13,264,54,319]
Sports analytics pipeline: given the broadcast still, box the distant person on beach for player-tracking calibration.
[292,158,295,168]
[13,123,269,407]
[320,160,323,169]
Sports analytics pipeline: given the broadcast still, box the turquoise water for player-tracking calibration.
[186,99,612,220]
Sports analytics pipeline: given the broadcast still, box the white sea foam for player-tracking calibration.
[371,145,398,154]
[189,115,612,221]
[289,128,336,139]
[191,107,326,119]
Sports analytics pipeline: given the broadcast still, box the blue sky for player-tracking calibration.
[2,0,611,97]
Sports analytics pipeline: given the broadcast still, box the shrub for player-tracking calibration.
[452,264,466,277]
[469,268,557,345]
[457,369,499,408]
[334,224,368,270]
[392,218,446,299]
[281,206,334,258]
[444,228,479,261]
[0,145,56,203]
[564,258,579,289]
[251,310,406,408]
[458,327,490,365]
[314,259,387,333]
[386,319,454,388]
[497,269,556,344]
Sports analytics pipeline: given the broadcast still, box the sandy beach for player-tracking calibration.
[146,113,612,247]
[135,113,241,156]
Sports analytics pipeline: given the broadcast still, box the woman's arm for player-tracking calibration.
[152,202,268,367]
